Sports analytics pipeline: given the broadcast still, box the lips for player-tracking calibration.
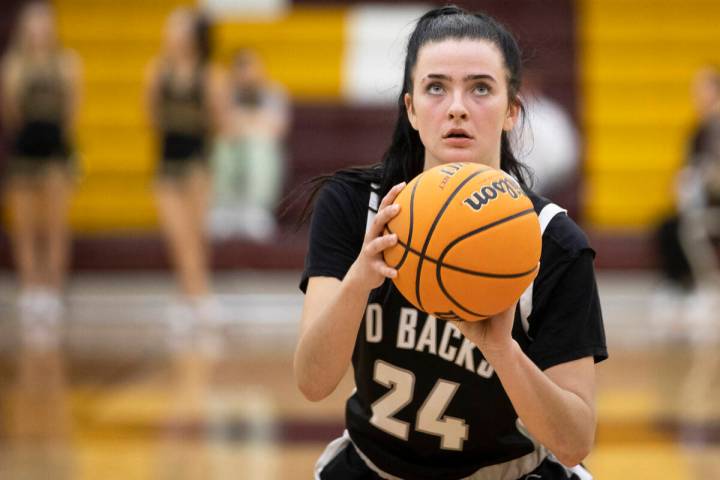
[442,128,473,147]
[443,128,472,139]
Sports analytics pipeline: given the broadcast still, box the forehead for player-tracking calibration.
[26,4,52,22]
[414,39,505,79]
[168,10,194,30]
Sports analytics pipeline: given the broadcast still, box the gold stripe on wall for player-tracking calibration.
[580,0,720,229]
[215,7,347,101]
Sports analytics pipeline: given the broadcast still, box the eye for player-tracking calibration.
[427,83,444,95]
[473,84,490,96]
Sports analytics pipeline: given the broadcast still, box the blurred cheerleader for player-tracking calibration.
[2,1,81,343]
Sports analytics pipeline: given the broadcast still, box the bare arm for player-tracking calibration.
[489,341,595,466]
[295,275,374,401]
[143,59,162,131]
[264,85,290,138]
[294,182,406,401]
[1,55,21,132]
[60,50,82,132]
[457,309,596,467]
[205,64,231,135]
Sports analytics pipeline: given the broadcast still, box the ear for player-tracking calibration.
[503,101,520,131]
[404,93,418,130]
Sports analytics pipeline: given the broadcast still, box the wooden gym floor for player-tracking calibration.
[0,271,718,479]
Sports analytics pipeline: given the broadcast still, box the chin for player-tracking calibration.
[440,151,484,166]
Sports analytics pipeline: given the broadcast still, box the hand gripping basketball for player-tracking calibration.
[347,182,407,292]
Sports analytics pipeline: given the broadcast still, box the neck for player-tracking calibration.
[423,152,501,171]
[23,43,53,59]
[167,50,198,67]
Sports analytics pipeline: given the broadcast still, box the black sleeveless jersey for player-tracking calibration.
[300,177,607,480]
[18,57,67,125]
[11,56,71,160]
[158,64,208,138]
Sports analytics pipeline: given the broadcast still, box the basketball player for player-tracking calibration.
[145,7,227,344]
[294,6,607,479]
[2,1,81,342]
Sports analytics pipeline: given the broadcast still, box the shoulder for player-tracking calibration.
[316,173,372,214]
[308,173,376,240]
[1,52,20,79]
[527,190,592,258]
[544,211,591,257]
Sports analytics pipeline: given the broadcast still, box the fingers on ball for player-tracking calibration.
[380,204,401,222]
[367,234,397,255]
[371,204,400,235]
[380,182,406,207]
[375,261,397,278]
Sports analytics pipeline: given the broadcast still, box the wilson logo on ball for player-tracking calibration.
[438,163,463,189]
[462,178,523,212]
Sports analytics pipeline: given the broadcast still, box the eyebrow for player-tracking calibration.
[425,73,496,82]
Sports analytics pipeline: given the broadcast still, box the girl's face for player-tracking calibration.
[233,53,263,87]
[164,10,195,57]
[22,4,55,51]
[405,39,519,170]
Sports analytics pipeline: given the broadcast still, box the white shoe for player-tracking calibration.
[18,287,63,350]
[208,206,240,240]
[684,289,720,345]
[649,283,686,342]
[165,300,196,352]
[166,297,228,357]
[192,296,228,358]
[243,206,277,242]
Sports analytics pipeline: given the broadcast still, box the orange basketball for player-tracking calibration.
[383,163,541,322]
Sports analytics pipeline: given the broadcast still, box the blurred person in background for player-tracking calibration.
[209,48,288,241]
[145,7,227,350]
[653,65,720,338]
[517,69,579,198]
[1,0,81,346]
[668,66,720,445]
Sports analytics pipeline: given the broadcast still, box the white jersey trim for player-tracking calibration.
[316,430,550,480]
[314,430,353,479]
[546,454,594,480]
[519,202,567,338]
[366,183,381,234]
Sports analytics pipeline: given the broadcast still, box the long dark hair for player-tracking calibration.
[296,5,529,224]
[194,12,212,65]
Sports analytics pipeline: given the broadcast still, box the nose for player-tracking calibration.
[448,92,468,120]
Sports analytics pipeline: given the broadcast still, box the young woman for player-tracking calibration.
[145,7,226,333]
[294,6,607,480]
[209,48,288,241]
[653,66,720,328]
[1,1,81,331]
[675,66,720,289]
